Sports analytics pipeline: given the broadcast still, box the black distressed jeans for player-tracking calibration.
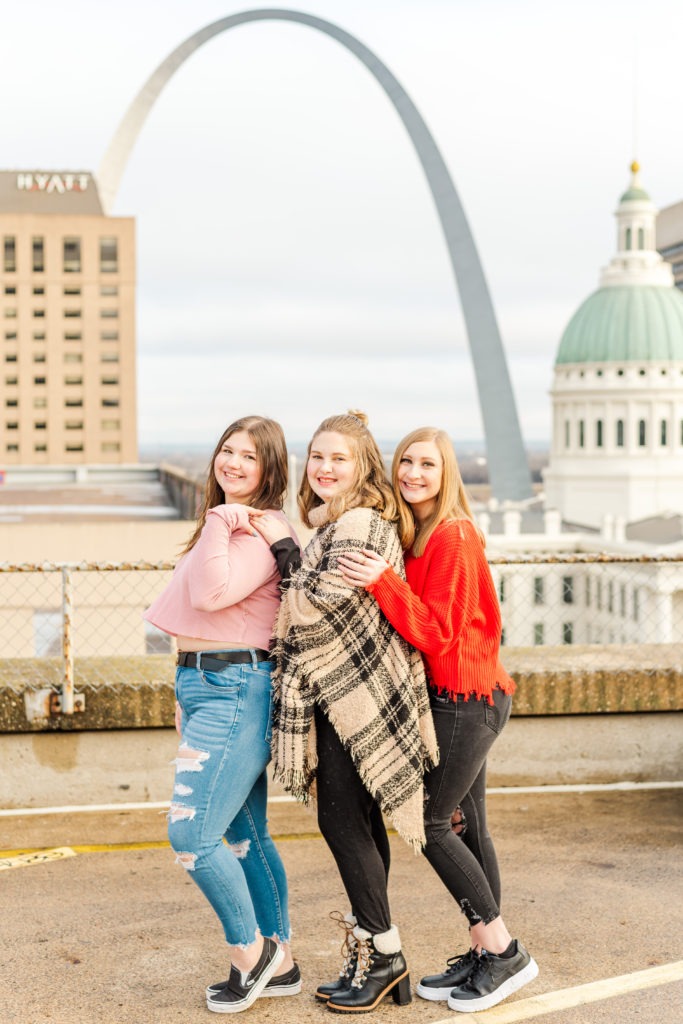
[423,688,512,926]
[314,703,392,935]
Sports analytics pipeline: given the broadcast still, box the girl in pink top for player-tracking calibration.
[144,415,300,1015]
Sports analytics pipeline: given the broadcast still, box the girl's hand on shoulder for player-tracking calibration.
[338,549,389,588]
[248,509,291,545]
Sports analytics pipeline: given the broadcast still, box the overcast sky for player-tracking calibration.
[3,0,682,450]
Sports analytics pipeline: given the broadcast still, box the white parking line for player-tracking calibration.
[429,960,683,1023]
[0,779,680,818]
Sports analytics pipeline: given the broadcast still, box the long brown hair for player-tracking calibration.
[298,410,397,527]
[182,415,288,554]
[393,427,482,555]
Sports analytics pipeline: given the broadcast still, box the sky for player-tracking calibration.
[3,0,683,450]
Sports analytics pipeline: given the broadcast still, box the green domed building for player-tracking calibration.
[544,165,683,529]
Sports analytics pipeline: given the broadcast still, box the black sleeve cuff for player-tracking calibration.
[270,537,302,585]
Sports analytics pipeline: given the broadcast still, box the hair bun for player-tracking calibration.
[347,409,369,427]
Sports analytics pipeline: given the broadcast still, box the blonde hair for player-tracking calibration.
[182,415,288,554]
[392,427,483,555]
[299,410,397,527]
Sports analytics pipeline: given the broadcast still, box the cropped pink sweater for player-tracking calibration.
[144,504,297,650]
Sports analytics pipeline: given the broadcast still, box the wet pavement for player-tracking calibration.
[1,786,682,1024]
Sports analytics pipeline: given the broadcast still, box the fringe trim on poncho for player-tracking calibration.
[271,504,438,851]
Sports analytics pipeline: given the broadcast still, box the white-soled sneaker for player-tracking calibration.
[416,949,478,1001]
[447,940,538,1013]
[206,962,301,999]
[206,937,285,1013]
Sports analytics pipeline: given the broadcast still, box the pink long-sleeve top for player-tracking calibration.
[144,504,297,650]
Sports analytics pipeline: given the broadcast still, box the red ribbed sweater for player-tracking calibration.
[367,518,514,702]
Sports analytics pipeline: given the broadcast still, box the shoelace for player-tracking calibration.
[445,949,475,975]
[329,911,358,980]
[350,936,374,989]
[463,950,490,990]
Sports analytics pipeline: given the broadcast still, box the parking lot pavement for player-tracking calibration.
[1,787,681,1024]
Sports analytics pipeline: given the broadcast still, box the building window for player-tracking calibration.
[34,422,47,430]
[101,419,120,430]
[533,577,544,605]
[4,286,16,295]
[660,420,668,446]
[63,237,81,273]
[64,376,82,385]
[4,332,17,340]
[32,237,44,273]
[533,623,544,645]
[33,332,46,341]
[100,285,119,297]
[101,352,119,363]
[32,309,45,318]
[585,576,591,607]
[498,575,506,603]
[4,308,17,319]
[632,589,640,623]
[33,609,62,657]
[65,421,83,430]
[64,309,81,318]
[102,398,119,407]
[562,576,574,604]
[596,579,602,610]
[625,226,632,250]
[500,628,506,647]
[596,419,603,447]
[4,236,16,272]
[6,422,19,430]
[100,331,119,341]
[64,353,82,363]
[65,398,83,407]
[33,353,46,363]
[101,441,121,452]
[6,444,18,452]
[33,287,44,296]
[562,622,574,644]
[64,332,82,341]
[5,354,17,363]
[5,399,18,407]
[33,397,47,409]
[34,444,47,452]
[607,580,614,613]
[100,376,119,386]
[100,309,118,319]
[638,419,646,446]
[578,419,585,448]
[620,584,626,617]
[616,419,624,447]
[65,444,84,452]
[63,287,81,296]
[638,227,644,249]
[100,237,118,273]
[5,376,18,385]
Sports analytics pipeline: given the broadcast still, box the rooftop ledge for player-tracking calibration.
[1,644,681,733]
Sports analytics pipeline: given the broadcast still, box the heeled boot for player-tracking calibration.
[315,912,358,1002]
[326,925,412,1013]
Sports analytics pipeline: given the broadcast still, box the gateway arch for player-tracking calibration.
[98,7,532,501]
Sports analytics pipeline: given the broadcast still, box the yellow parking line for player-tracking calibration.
[0,831,325,865]
[430,961,683,1023]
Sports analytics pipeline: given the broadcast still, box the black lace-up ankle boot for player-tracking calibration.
[326,925,411,1013]
[315,912,358,1002]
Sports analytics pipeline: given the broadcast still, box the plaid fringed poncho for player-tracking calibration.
[271,504,438,851]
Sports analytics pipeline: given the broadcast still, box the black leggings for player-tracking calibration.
[423,688,511,926]
[314,704,392,935]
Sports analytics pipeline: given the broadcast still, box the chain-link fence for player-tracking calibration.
[0,555,681,716]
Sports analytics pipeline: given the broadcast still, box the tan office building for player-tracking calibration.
[0,170,136,465]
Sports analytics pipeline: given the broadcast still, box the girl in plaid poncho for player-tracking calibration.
[250,411,437,1013]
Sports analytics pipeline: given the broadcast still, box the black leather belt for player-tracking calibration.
[177,649,271,670]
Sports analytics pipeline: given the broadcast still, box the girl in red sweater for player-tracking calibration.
[339,427,538,1014]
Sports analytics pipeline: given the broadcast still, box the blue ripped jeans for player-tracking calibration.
[168,653,290,948]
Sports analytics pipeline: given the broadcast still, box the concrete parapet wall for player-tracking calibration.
[0,645,681,734]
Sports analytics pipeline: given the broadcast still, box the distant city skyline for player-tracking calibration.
[3,0,682,450]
